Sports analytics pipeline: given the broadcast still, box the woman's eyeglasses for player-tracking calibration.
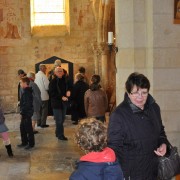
[130,91,148,97]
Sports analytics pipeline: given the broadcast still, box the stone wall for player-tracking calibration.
[0,0,97,112]
[152,0,180,149]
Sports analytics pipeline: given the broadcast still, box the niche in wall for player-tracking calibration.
[35,56,73,82]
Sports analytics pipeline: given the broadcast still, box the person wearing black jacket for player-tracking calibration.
[17,69,26,101]
[17,69,26,114]
[17,77,35,150]
[108,72,168,180]
[49,67,71,141]
[71,73,89,125]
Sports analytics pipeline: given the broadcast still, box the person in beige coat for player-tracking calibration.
[84,75,108,122]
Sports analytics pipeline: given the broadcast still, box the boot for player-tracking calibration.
[5,144,13,157]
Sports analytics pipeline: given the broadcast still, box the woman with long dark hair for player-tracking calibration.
[84,75,108,122]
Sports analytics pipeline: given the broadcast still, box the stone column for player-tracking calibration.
[101,44,109,89]
[115,0,153,103]
[91,41,105,74]
[91,0,115,91]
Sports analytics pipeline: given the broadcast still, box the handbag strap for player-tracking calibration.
[166,140,175,155]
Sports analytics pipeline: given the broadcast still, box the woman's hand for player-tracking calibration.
[62,96,68,101]
[154,143,167,156]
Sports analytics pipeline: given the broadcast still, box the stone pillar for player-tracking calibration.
[101,46,109,89]
[91,41,106,75]
[115,0,154,103]
[92,42,100,74]
[91,41,109,91]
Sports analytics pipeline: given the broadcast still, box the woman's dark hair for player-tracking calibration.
[78,67,86,74]
[125,72,150,93]
[18,69,25,75]
[75,73,84,82]
[90,74,101,91]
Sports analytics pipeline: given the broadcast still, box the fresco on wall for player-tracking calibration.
[0,1,21,40]
[174,0,180,24]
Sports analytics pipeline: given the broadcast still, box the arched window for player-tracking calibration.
[30,0,69,36]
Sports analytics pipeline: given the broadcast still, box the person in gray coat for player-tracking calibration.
[27,71,41,134]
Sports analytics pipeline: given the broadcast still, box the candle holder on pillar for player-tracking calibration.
[108,32,118,53]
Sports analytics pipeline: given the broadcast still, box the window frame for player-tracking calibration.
[30,0,70,37]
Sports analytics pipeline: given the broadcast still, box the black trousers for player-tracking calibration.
[38,100,48,126]
[20,116,35,147]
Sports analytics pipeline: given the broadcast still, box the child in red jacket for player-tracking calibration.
[69,118,123,180]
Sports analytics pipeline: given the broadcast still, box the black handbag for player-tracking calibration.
[158,144,180,180]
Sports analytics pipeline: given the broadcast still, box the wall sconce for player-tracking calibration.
[108,32,118,53]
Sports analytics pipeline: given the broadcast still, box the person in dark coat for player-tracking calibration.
[17,77,35,150]
[17,69,26,102]
[48,60,62,116]
[71,73,89,125]
[69,118,123,180]
[78,66,89,84]
[49,67,71,141]
[107,72,168,180]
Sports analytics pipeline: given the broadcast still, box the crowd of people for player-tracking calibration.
[0,63,170,179]
[70,72,169,180]
[15,60,109,146]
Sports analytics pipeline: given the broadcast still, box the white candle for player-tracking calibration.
[108,32,113,44]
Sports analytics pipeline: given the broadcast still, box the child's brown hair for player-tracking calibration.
[74,118,107,152]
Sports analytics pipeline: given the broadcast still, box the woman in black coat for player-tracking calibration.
[71,73,89,124]
[108,72,168,180]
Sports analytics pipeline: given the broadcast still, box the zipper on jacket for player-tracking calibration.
[124,176,130,180]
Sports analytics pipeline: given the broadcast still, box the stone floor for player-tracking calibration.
[0,113,179,180]
[0,114,83,180]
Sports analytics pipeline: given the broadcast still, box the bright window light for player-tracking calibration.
[32,0,65,26]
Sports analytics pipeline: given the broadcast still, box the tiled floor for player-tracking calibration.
[0,114,83,180]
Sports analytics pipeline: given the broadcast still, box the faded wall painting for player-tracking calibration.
[174,0,180,24]
[0,1,22,39]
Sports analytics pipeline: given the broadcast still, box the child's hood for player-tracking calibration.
[80,147,116,163]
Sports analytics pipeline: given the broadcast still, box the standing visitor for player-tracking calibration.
[71,73,89,125]
[84,75,108,122]
[108,72,168,180]
[35,64,49,128]
[0,106,13,157]
[78,66,89,84]
[27,71,41,134]
[17,69,26,103]
[49,67,71,141]
[70,118,123,180]
[17,77,35,150]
